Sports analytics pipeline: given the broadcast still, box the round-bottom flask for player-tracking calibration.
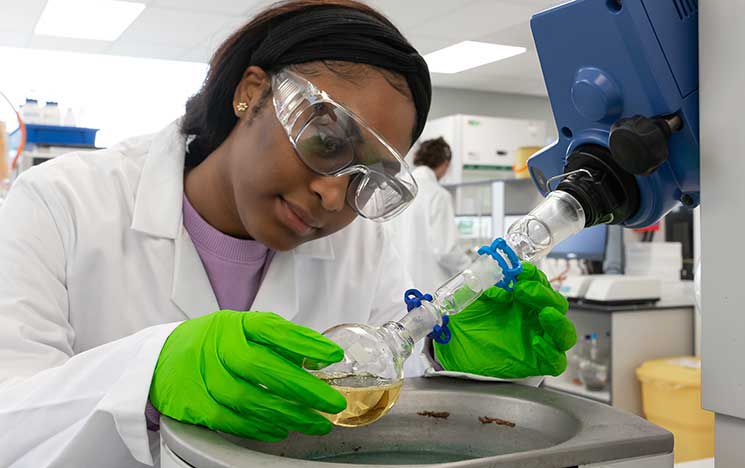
[307,321,412,427]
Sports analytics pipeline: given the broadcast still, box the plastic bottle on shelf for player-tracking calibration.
[579,332,610,391]
[43,101,61,126]
[63,107,76,127]
[567,334,590,385]
[20,98,42,124]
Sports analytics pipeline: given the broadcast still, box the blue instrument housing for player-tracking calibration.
[529,0,699,228]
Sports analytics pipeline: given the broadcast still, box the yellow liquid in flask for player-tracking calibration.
[320,374,403,427]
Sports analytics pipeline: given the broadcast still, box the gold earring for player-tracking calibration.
[236,102,248,113]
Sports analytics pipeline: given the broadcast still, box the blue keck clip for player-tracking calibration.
[477,237,523,291]
[404,289,451,344]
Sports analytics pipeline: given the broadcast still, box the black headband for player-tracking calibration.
[251,6,432,143]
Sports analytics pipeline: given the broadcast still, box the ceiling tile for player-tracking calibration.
[409,0,538,41]
[151,0,264,15]
[116,7,233,49]
[406,35,453,55]
[30,36,111,54]
[106,41,189,61]
[363,0,476,30]
[477,21,535,48]
[181,15,250,63]
[0,0,46,34]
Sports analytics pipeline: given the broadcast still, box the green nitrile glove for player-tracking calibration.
[434,262,577,378]
[150,310,346,441]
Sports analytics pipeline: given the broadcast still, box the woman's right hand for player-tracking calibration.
[149,310,347,441]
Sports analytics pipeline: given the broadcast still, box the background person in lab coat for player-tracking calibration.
[393,137,471,292]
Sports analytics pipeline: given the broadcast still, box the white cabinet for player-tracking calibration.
[411,114,548,184]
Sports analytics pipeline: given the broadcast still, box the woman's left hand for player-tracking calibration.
[433,262,577,379]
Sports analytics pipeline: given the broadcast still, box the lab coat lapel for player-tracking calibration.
[252,236,335,321]
[172,224,219,319]
[252,250,299,320]
[130,121,184,239]
[128,121,218,318]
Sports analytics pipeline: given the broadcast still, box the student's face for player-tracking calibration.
[223,63,416,251]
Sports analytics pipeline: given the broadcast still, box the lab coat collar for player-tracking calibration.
[130,120,185,239]
[251,232,336,321]
[171,224,219,319]
[413,165,438,183]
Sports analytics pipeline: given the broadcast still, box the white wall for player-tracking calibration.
[429,86,557,140]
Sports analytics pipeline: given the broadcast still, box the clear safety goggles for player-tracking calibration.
[271,69,418,221]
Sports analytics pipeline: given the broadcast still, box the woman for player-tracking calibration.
[392,137,471,292]
[0,1,430,466]
[0,1,575,466]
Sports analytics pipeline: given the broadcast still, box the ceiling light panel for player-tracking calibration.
[424,41,527,74]
[35,0,146,41]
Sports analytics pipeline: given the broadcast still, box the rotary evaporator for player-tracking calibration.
[308,0,700,429]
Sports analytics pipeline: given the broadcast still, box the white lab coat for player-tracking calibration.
[391,166,471,293]
[0,121,417,467]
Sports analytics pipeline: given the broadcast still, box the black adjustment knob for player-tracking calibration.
[609,115,678,176]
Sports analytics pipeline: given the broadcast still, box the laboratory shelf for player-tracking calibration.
[544,377,611,403]
[545,302,694,416]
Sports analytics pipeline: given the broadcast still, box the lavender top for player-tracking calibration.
[182,194,274,311]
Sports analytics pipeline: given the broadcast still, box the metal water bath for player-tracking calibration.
[161,378,672,468]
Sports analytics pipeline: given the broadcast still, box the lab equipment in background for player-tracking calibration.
[20,98,42,124]
[578,332,610,391]
[583,276,661,305]
[8,123,99,175]
[626,242,687,301]
[559,275,662,305]
[637,357,714,462]
[559,276,595,302]
[544,300,694,415]
[445,178,542,255]
[603,225,626,274]
[664,207,694,279]
[513,146,541,179]
[415,114,547,185]
[42,101,61,126]
[546,222,607,293]
[63,107,76,127]
[565,333,590,385]
[548,223,608,261]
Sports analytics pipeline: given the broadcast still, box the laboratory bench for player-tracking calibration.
[544,300,695,416]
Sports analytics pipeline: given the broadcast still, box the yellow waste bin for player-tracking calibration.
[636,357,714,463]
